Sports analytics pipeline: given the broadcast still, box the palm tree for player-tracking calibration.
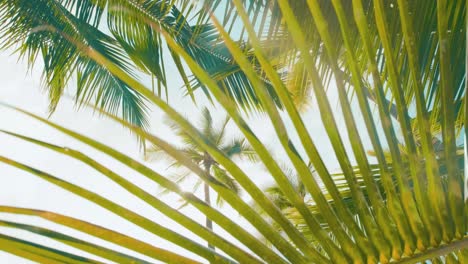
[145,107,256,246]
[0,0,465,263]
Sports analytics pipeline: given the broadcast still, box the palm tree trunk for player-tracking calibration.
[203,162,214,250]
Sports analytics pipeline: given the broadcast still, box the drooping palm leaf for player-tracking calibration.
[0,0,150,127]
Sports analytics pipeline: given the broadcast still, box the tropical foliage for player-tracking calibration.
[0,0,466,263]
[0,0,279,127]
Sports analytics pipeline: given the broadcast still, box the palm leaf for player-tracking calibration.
[1,1,466,263]
[0,0,149,127]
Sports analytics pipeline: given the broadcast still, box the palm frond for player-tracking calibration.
[0,0,149,127]
[0,205,201,264]
[0,219,153,264]
[0,0,466,263]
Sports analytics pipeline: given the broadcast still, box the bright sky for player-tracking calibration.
[0,38,376,262]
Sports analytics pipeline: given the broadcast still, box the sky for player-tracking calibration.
[0,24,379,263]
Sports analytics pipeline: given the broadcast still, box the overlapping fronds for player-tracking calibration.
[0,0,285,124]
[0,0,465,263]
[0,0,150,127]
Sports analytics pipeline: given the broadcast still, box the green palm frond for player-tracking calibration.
[0,0,150,127]
[0,0,466,263]
[105,0,282,110]
[201,0,466,124]
[0,0,282,127]
[0,219,153,264]
[1,0,464,121]
[272,150,464,235]
[0,205,202,264]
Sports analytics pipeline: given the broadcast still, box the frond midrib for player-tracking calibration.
[394,236,468,263]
